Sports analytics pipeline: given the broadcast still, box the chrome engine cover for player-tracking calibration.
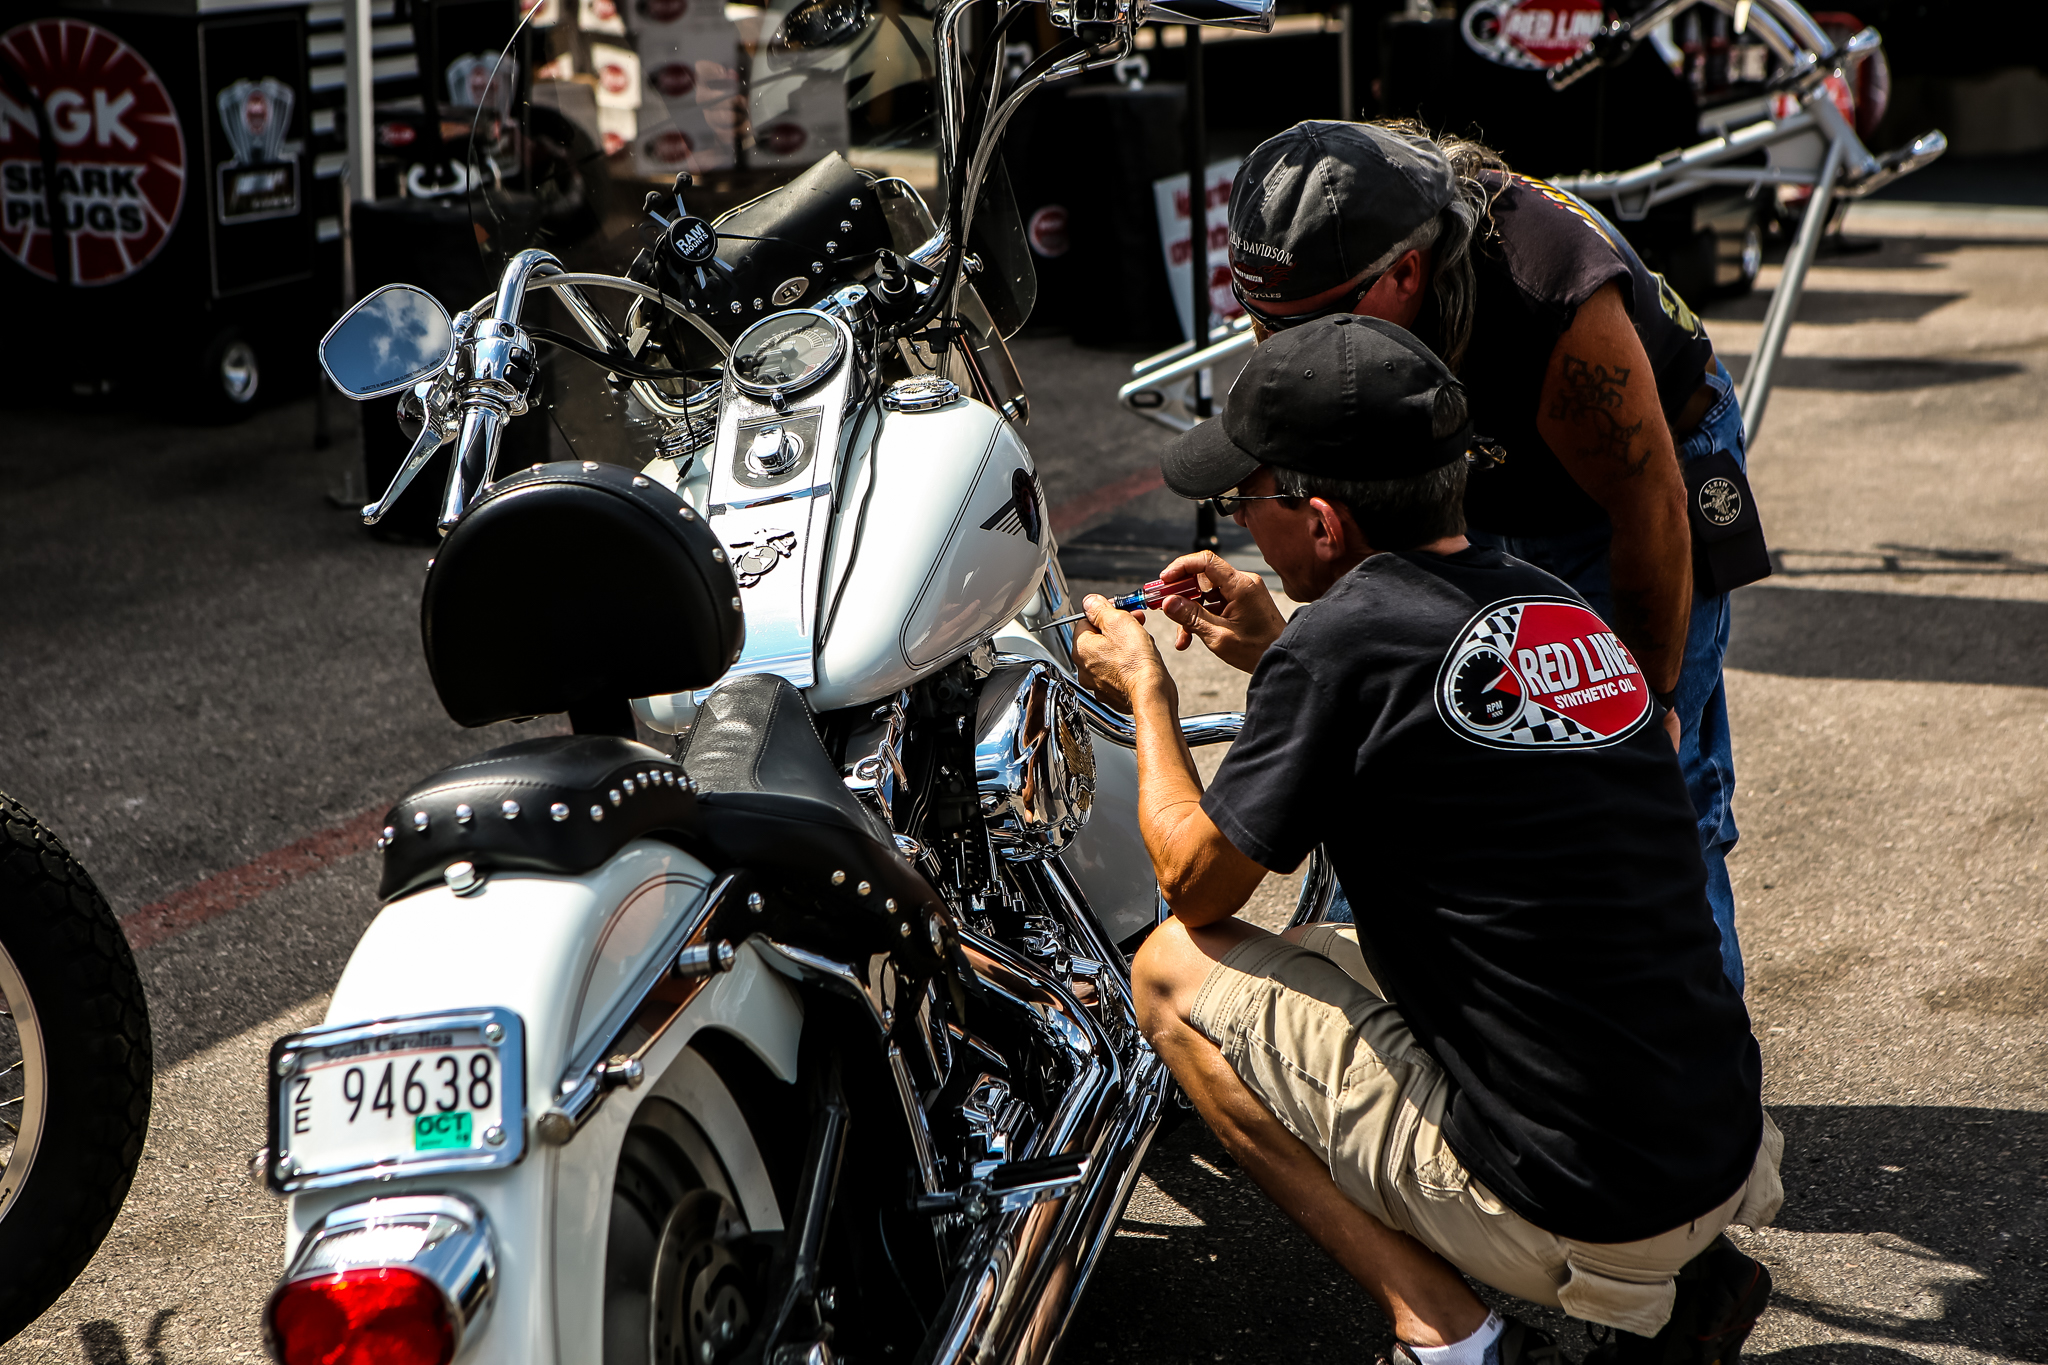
[974,661,1095,861]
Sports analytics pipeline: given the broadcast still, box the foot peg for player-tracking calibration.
[912,1154,1090,1222]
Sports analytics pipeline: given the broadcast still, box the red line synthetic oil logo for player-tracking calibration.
[1436,596,1652,749]
[1461,0,1605,71]
[0,20,186,285]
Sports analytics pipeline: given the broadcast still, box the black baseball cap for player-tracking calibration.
[1228,121,1453,304]
[1162,315,1469,498]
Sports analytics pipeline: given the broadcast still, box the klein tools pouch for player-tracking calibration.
[1683,449,1772,596]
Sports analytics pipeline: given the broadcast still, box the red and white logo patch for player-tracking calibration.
[1436,597,1652,749]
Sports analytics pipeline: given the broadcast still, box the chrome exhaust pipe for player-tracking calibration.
[916,866,1171,1365]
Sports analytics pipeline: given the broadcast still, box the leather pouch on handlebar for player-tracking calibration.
[1683,449,1772,596]
[672,153,892,339]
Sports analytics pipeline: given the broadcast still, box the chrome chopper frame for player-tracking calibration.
[281,0,1278,1362]
[1116,0,1946,449]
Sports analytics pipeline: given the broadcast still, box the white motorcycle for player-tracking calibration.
[263,0,1273,1361]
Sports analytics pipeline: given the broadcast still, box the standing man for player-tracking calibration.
[1074,315,1779,1365]
[1179,120,1754,988]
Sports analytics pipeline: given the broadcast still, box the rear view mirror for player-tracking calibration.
[320,285,456,399]
[770,0,875,51]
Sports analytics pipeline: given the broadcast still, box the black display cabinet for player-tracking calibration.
[0,2,330,418]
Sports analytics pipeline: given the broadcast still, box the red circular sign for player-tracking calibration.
[646,129,694,165]
[641,0,689,21]
[1026,204,1069,259]
[652,62,696,98]
[759,122,806,156]
[0,19,187,286]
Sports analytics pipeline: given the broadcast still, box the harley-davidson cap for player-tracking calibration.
[1227,121,1454,304]
[1161,315,1470,497]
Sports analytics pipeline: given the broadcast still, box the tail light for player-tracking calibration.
[269,1268,453,1365]
[264,1194,495,1365]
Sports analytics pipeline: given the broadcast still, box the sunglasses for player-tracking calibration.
[1231,270,1384,332]
[1205,490,1296,517]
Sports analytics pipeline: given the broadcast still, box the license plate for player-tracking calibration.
[266,1007,526,1193]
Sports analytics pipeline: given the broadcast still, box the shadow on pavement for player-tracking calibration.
[1762,1105,2046,1361]
[1708,291,1967,326]
[1075,1105,2041,1363]
[1720,354,2025,391]
[1729,587,2048,687]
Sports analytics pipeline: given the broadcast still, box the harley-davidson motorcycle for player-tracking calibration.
[261,0,1276,1360]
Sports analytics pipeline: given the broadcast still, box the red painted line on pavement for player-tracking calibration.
[1049,467,1165,539]
[121,806,387,952]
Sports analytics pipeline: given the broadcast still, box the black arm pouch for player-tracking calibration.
[1683,450,1772,596]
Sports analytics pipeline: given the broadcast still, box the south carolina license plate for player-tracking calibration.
[267,1007,526,1193]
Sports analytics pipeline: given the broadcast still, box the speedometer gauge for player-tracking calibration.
[729,311,846,398]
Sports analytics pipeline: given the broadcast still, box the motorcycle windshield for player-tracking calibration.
[466,0,943,280]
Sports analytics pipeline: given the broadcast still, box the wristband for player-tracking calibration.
[1651,687,1678,715]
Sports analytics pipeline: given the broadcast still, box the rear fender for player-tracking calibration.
[285,840,718,1362]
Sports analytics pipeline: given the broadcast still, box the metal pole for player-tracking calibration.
[1186,24,1218,552]
[341,0,374,297]
[1738,134,1846,448]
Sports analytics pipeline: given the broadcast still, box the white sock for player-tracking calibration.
[1406,1312,1505,1365]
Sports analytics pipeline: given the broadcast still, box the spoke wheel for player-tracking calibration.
[0,938,49,1221]
[0,794,152,1339]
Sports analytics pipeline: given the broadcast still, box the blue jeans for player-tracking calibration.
[1331,363,1748,991]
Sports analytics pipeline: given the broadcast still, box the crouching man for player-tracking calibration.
[1072,314,1782,1365]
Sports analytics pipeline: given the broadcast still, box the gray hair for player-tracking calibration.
[1367,121,1508,375]
[1270,383,1471,551]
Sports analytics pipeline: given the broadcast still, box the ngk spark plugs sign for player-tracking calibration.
[1461,0,1605,71]
[0,19,186,286]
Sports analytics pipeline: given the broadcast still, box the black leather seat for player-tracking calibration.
[377,735,695,900]
[375,678,955,978]
[682,674,953,972]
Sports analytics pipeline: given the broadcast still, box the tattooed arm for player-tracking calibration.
[1536,280,1692,697]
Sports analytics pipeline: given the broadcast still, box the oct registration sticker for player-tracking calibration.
[266,1007,526,1193]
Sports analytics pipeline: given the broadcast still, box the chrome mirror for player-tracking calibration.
[770,0,875,51]
[320,284,456,400]
[1136,0,1275,31]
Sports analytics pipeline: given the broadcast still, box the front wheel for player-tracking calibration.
[0,794,153,1340]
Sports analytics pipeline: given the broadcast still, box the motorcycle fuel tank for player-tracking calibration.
[810,393,1048,711]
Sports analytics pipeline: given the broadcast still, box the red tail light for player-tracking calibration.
[267,1267,456,1365]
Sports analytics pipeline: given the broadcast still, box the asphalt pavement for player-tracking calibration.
[2,201,2044,1364]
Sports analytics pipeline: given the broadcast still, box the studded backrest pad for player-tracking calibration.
[422,462,743,728]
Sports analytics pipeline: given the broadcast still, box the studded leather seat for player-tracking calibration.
[377,735,695,901]
[376,678,952,976]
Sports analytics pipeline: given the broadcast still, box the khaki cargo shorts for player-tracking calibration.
[1190,925,1784,1337]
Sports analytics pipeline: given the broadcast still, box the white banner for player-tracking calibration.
[1152,157,1243,343]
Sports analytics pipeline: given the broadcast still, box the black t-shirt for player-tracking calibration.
[1439,172,1716,537]
[1201,546,1761,1244]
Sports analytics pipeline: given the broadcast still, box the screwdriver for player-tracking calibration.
[1034,578,1225,632]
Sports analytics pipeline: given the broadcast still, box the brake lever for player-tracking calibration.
[361,402,452,525]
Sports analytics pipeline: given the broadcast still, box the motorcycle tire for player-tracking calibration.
[0,793,153,1342]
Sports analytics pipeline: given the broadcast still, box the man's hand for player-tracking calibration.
[1072,592,1268,927]
[1073,594,1177,714]
[1152,551,1287,674]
